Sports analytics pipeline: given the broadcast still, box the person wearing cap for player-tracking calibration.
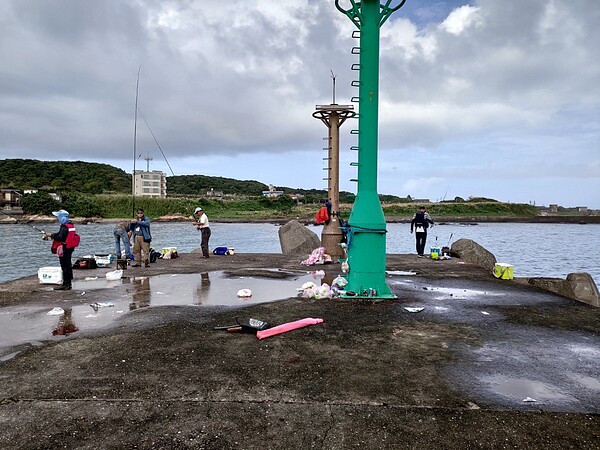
[193,207,211,258]
[130,208,152,267]
[410,206,434,257]
[43,209,75,290]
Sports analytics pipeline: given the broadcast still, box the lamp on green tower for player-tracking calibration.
[335,0,407,299]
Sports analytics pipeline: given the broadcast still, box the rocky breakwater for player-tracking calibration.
[451,238,599,307]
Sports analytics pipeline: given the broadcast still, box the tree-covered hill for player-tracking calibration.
[0,159,131,194]
[167,175,269,196]
[0,159,332,200]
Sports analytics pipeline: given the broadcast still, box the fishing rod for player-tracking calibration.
[132,65,142,219]
[0,209,46,234]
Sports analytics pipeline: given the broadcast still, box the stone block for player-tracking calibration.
[278,220,321,256]
[567,273,599,307]
[450,238,497,272]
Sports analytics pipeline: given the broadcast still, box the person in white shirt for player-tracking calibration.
[193,207,211,258]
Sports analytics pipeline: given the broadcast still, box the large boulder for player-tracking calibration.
[451,238,497,272]
[524,273,599,307]
[279,220,321,256]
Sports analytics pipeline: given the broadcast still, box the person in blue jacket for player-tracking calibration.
[130,208,152,267]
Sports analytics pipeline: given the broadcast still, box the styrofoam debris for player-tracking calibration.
[47,307,65,316]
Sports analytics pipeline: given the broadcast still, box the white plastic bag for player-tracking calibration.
[105,269,123,281]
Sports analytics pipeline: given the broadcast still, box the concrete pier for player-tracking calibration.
[0,253,598,448]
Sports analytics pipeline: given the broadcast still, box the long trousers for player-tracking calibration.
[201,227,211,258]
[114,229,132,258]
[133,235,150,264]
[59,247,74,286]
[415,232,428,256]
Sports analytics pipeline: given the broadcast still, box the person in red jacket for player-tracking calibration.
[43,209,75,290]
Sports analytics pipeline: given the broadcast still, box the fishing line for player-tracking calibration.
[138,108,175,177]
[0,209,46,234]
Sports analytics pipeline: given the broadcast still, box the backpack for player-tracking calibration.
[149,247,160,263]
[213,246,229,256]
[414,212,429,230]
[65,223,81,249]
[73,257,97,270]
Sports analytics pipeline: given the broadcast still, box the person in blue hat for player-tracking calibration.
[44,209,76,290]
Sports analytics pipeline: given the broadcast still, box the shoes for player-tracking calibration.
[144,262,150,268]
[202,255,209,259]
[54,284,72,291]
[417,254,423,258]
[130,264,141,267]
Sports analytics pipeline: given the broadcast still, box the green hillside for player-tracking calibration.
[0,159,131,194]
[167,174,268,196]
[0,158,547,220]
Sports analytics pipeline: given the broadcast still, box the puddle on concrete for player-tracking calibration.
[0,271,316,360]
[427,287,505,300]
[483,375,572,402]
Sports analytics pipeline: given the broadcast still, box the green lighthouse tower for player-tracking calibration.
[335,0,407,299]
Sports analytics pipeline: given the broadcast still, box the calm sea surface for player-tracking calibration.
[0,222,598,286]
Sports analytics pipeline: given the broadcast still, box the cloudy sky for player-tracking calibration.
[1,0,599,208]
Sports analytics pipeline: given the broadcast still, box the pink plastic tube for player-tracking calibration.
[256,318,323,340]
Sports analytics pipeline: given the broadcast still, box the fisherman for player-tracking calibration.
[43,209,78,290]
[193,207,211,258]
[410,206,434,257]
[113,220,132,260]
[130,208,152,267]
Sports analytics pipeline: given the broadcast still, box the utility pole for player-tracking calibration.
[313,71,356,259]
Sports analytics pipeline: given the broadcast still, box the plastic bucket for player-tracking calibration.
[430,247,440,259]
[493,263,514,280]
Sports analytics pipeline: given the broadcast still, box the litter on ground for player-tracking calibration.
[256,317,323,339]
[404,307,425,313]
[90,301,115,312]
[47,307,65,316]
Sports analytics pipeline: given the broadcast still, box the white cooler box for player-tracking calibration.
[94,254,114,268]
[38,267,63,285]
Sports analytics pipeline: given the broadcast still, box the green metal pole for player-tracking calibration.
[335,0,406,299]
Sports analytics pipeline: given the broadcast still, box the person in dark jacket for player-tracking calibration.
[410,206,434,257]
[44,209,75,290]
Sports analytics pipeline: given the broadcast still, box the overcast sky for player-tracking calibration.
[1,0,599,208]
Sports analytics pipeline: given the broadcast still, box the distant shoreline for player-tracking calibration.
[2,215,599,225]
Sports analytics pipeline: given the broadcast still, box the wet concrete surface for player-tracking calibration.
[0,270,315,358]
[0,253,598,449]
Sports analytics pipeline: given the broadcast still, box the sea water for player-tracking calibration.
[0,221,598,286]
